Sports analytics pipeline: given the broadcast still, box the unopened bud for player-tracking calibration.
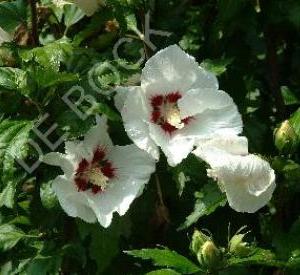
[274,120,299,154]
[197,240,222,269]
[190,230,210,255]
[229,234,251,257]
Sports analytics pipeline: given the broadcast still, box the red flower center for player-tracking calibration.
[150,92,193,134]
[74,147,116,194]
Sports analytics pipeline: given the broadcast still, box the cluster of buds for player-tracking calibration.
[190,227,252,272]
[190,230,223,271]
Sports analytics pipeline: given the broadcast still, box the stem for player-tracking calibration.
[29,0,39,45]
[139,9,152,60]
[260,0,286,120]
[154,171,170,225]
[155,172,165,208]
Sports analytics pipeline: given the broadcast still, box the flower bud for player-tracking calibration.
[229,233,251,257]
[190,230,210,255]
[274,120,299,154]
[197,240,222,269]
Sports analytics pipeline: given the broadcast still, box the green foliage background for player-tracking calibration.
[0,0,300,274]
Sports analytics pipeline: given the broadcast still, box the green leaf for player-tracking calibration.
[289,108,300,138]
[0,67,31,94]
[227,248,284,268]
[0,224,25,251]
[32,69,78,90]
[0,0,27,33]
[0,182,16,209]
[281,86,300,106]
[0,119,34,208]
[63,4,85,29]
[125,248,201,274]
[146,269,181,275]
[178,183,227,230]
[201,58,233,76]
[40,182,59,210]
[20,40,74,71]
[77,216,131,273]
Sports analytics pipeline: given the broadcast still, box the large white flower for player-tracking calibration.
[193,135,276,213]
[0,27,12,45]
[119,45,243,166]
[43,117,155,227]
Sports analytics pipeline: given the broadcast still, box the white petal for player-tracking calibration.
[42,152,75,177]
[194,135,248,156]
[182,106,243,140]
[65,140,89,163]
[0,27,12,45]
[141,45,218,97]
[114,86,136,113]
[83,116,113,155]
[83,145,155,227]
[149,124,194,166]
[121,87,159,160]
[178,88,237,119]
[194,147,276,213]
[52,176,97,223]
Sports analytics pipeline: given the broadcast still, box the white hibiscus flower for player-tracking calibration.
[43,117,155,227]
[119,45,243,166]
[193,135,276,213]
[0,27,12,45]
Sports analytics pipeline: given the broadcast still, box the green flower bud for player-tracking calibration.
[274,120,299,154]
[190,230,210,255]
[197,240,222,269]
[229,233,251,257]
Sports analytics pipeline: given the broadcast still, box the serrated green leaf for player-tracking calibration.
[40,182,59,210]
[125,248,201,274]
[0,67,31,95]
[146,269,181,275]
[0,182,16,208]
[0,224,25,251]
[32,69,78,90]
[281,86,300,106]
[0,120,33,208]
[201,58,233,76]
[228,248,284,268]
[0,0,27,33]
[178,183,227,230]
[20,40,74,71]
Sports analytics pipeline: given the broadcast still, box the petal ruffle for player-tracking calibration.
[178,88,237,119]
[141,45,218,97]
[194,145,276,213]
[182,106,243,140]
